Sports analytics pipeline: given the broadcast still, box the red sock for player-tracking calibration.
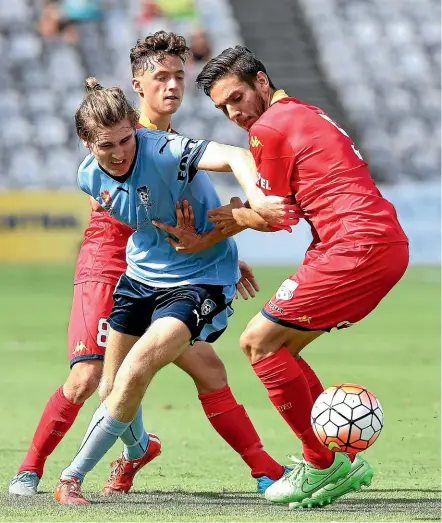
[199,385,284,479]
[18,387,83,477]
[297,356,355,463]
[253,347,334,469]
[297,357,324,402]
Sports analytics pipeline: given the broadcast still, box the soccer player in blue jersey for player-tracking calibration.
[53,77,296,504]
[10,32,290,500]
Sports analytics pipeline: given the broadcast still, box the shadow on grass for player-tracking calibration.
[3,488,440,519]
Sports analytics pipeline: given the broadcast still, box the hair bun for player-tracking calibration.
[85,77,103,92]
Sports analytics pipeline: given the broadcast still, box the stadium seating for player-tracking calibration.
[0,0,246,189]
[0,0,439,188]
[297,0,441,182]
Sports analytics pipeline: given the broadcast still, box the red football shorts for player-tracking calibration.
[68,281,115,368]
[262,242,409,331]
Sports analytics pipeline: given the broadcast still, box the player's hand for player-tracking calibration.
[231,208,286,232]
[152,201,204,253]
[207,197,248,236]
[175,200,195,231]
[249,195,303,231]
[236,260,259,300]
[208,197,286,233]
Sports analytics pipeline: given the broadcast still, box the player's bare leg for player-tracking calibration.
[55,318,190,504]
[64,360,103,403]
[174,341,228,394]
[240,312,324,363]
[107,318,192,420]
[175,342,287,490]
[239,313,352,504]
[9,360,102,496]
[99,330,139,401]
[98,329,161,496]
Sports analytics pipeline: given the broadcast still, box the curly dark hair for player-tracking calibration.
[196,45,275,96]
[130,31,190,75]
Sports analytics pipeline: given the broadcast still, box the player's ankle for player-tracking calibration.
[304,451,334,469]
[18,462,44,478]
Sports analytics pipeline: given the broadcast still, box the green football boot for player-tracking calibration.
[264,452,351,504]
[288,454,374,509]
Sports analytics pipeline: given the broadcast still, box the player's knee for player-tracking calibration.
[98,376,114,403]
[115,364,148,396]
[193,352,227,394]
[240,328,268,364]
[64,360,102,404]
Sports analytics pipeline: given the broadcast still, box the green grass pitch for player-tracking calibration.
[0,264,440,522]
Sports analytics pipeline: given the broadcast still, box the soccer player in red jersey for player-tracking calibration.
[10,35,288,499]
[192,46,409,508]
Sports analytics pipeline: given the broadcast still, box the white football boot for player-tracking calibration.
[9,471,40,496]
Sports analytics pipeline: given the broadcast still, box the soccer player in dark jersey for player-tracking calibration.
[9,34,289,500]
[191,46,409,508]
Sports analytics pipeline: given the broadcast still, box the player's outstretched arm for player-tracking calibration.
[196,142,262,200]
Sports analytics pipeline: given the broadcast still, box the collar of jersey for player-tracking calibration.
[138,114,172,132]
[270,89,289,105]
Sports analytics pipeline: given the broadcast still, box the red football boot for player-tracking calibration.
[101,433,161,496]
[54,477,90,505]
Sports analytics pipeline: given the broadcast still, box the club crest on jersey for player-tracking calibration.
[136,185,154,230]
[249,136,263,148]
[276,279,298,301]
[100,190,112,210]
[136,185,152,207]
[201,299,216,316]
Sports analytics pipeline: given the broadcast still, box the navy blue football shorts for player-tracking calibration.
[109,273,235,343]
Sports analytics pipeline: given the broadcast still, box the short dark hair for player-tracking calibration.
[130,31,190,76]
[196,45,276,96]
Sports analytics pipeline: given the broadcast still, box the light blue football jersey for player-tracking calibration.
[78,128,240,287]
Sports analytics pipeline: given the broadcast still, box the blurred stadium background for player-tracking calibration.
[0,0,440,265]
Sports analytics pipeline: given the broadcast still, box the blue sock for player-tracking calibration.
[60,403,130,483]
[120,406,149,460]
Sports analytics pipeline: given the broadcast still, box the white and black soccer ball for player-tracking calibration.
[311,383,384,453]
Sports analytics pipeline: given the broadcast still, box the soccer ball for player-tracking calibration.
[311,383,384,453]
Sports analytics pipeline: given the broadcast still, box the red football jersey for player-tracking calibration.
[249,92,408,249]
[74,210,132,285]
[74,117,170,285]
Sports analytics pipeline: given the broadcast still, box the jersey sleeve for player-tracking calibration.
[154,133,210,188]
[249,124,295,197]
[77,168,92,196]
